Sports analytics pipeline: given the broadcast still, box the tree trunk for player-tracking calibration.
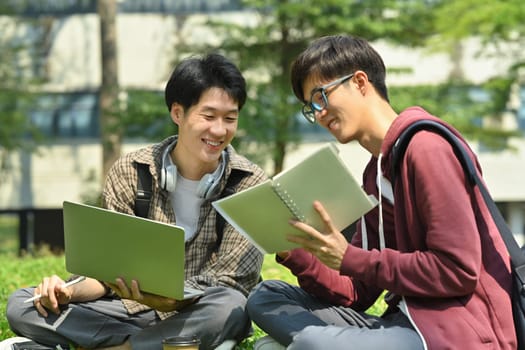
[98,0,121,182]
[272,11,292,176]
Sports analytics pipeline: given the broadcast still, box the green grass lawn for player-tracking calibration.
[0,215,386,349]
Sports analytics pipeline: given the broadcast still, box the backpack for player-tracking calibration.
[133,162,248,251]
[390,119,525,349]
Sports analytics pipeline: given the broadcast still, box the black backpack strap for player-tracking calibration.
[134,163,153,218]
[390,119,525,280]
[214,169,250,250]
[390,120,476,187]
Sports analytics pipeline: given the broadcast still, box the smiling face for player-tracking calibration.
[292,35,395,155]
[302,72,366,144]
[170,87,239,179]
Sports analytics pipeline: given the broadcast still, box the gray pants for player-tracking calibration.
[247,280,424,350]
[6,286,250,350]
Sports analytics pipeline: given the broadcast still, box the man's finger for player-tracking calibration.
[312,201,338,232]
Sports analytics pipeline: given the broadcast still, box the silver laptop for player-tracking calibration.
[62,201,203,300]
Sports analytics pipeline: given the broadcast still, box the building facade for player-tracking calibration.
[1,2,524,245]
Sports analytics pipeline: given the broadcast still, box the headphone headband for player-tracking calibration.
[160,140,227,199]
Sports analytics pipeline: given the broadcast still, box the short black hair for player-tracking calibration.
[164,53,247,112]
[291,35,389,103]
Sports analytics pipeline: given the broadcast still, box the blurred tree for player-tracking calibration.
[98,0,121,182]
[389,80,518,150]
[430,0,525,50]
[172,0,473,175]
[0,4,44,185]
[178,0,521,174]
[122,89,175,141]
[419,0,525,143]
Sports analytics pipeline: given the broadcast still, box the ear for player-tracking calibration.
[353,70,370,96]
[170,103,184,126]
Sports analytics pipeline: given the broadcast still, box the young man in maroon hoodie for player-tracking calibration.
[246,34,516,350]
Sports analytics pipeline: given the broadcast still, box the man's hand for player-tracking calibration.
[276,251,290,260]
[287,200,349,270]
[32,275,105,317]
[33,275,73,317]
[106,278,197,312]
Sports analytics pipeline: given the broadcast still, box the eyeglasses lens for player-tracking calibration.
[302,91,326,123]
[302,105,315,123]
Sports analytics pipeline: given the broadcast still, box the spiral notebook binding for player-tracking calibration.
[273,183,305,221]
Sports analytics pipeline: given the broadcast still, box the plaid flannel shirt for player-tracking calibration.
[102,136,267,319]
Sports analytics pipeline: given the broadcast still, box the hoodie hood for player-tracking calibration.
[380,106,467,180]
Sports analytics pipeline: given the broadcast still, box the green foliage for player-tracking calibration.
[0,253,68,339]
[0,216,17,255]
[390,78,519,150]
[121,89,176,141]
[173,0,521,175]
[0,2,25,15]
[237,83,303,174]
[0,16,45,185]
[0,91,40,150]
[425,0,525,105]
[432,0,525,46]
[190,0,414,173]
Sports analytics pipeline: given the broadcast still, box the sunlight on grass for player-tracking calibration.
[0,252,68,340]
[0,215,18,255]
[0,252,386,348]
[0,217,386,348]
[260,254,297,285]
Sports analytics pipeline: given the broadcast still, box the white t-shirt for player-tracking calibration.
[171,174,204,241]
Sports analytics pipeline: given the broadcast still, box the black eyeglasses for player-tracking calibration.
[301,73,354,123]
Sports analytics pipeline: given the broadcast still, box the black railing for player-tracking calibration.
[0,208,64,255]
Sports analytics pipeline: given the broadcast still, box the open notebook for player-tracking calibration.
[62,201,203,300]
[213,143,378,254]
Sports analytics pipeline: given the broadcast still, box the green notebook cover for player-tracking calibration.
[212,143,378,254]
[63,201,204,300]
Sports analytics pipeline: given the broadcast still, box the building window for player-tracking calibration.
[518,85,525,132]
[30,92,99,138]
[8,0,242,16]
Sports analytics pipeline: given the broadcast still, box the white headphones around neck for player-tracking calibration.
[160,140,227,199]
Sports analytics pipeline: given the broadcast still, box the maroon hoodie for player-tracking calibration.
[280,106,516,349]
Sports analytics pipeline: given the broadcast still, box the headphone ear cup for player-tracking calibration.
[196,152,228,199]
[196,174,214,198]
[162,164,177,192]
[160,165,166,190]
[160,140,178,192]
